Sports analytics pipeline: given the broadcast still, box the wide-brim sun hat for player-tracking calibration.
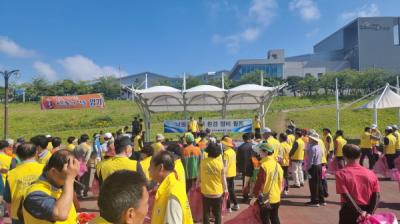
[221,137,234,148]
[263,127,272,134]
[156,134,165,141]
[308,132,320,142]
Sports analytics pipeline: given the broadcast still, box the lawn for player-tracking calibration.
[0,96,398,142]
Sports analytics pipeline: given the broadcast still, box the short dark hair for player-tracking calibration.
[52,137,62,148]
[295,130,303,137]
[151,151,174,171]
[199,131,207,138]
[166,143,182,158]
[44,150,73,173]
[114,136,132,154]
[0,140,9,150]
[98,170,147,223]
[323,128,331,133]
[16,143,37,160]
[285,129,293,135]
[67,136,75,144]
[205,142,221,158]
[79,134,89,143]
[336,130,344,136]
[242,133,251,141]
[31,135,49,149]
[364,127,371,132]
[279,133,288,142]
[343,144,361,160]
[142,144,154,157]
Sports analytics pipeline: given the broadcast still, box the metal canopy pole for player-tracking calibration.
[397,76,400,125]
[335,78,340,130]
[374,83,390,126]
[260,72,265,129]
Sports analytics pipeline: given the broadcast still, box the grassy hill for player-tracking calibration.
[0,96,398,141]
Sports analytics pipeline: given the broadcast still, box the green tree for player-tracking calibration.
[93,76,120,99]
[299,76,319,96]
[285,76,303,97]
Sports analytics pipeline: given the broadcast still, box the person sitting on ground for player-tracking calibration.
[51,137,62,154]
[253,143,283,224]
[5,143,45,224]
[98,136,143,183]
[22,150,80,223]
[334,130,347,169]
[335,144,380,224]
[198,142,228,224]
[94,170,148,224]
[31,135,52,165]
[150,151,193,224]
[151,134,165,155]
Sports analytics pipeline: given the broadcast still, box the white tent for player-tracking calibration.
[130,83,286,140]
[356,84,400,125]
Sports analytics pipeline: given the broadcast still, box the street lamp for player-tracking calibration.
[0,70,20,139]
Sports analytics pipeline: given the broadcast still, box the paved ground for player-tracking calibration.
[6,174,398,223]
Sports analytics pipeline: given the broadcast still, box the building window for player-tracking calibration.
[305,73,312,77]
[394,25,399,45]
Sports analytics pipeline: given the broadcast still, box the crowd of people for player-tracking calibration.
[0,116,397,224]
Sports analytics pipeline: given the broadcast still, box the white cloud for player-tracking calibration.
[58,55,127,81]
[305,28,319,38]
[33,61,57,81]
[0,36,35,57]
[212,0,277,53]
[339,3,380,24]
[289,0,320,21]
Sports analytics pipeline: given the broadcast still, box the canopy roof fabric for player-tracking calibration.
[357,87,400,109]
[133,83,285,113]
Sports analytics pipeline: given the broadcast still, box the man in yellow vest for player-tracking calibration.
[188,117,198,134]
[221,136,239,211]
[149,151,193,224]
[133,131,144,161]
[0,140,12,185]
[392,125,400,157]
[289,129,305,188]
[98,136,143,183]
[95,170,149,224]
[31,135,52,165]
[4,143,44,224]
[278,133,291,196]
[253,143,283,224]
[140,145,154,182]
[359,127,374,169]
[262,128,281,159]
[151,134,165,155]
[322,128,334,161]
[334,130,348,169]
[383,126,397,169]
[285,129,295,147]
[22,150,79,224]
[253,115,262,139]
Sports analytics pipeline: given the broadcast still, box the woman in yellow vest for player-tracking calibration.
[222,136,239,211]
[359,127,375,169]
[22,150,79,224]
[322,128,334,160]
[94,170,149,224]
[149,151,193,224]
[334,130,347,169]
[198,142,228,224]
[383,126,397,169]
[289,130,305,188]
[278,133,291,195]
[4,143,44,224]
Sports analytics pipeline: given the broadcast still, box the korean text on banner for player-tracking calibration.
[40,93,105,110]
[164,119,252,133]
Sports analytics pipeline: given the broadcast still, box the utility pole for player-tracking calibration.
[0,70,19,139]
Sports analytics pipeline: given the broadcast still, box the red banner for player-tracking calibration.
[40,93,105,110]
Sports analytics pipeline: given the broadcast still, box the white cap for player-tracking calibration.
[156,134,165,141]
[371,124,378,129]
[263,127,272,133]
[386,126,393,131]
[392,125,398,130]
[6,138,14,145]
[104,133,113,139]
[45,134,51,138]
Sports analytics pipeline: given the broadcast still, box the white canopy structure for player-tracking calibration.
[129,82,286,140]
[356,83,400,125]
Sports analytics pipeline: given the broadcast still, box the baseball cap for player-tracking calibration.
[263,127,272,134]
[104,132,113,139]
[156,134,165,141]
[371,124,378,129]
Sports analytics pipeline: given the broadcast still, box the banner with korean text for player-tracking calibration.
[40,93,105,110]
[164,119,252,133]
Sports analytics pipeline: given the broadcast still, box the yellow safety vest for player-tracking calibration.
[322,133,334,152]
[385,134,397,155]
[360,132,372,149]
[395,131,400,150]
[253,119,261,129]
[37,150,52,165]
[100,156,138,181]
[291,138,305,161]
[260,156,283,204]
[287,134,295,146]
[223,148,236,178]
[175,159,186,189]
[279,142,291,167]
[0,152,12,184]
[200,156,224,196]
[317,139,327,164]
[267,136,281,159]
[133,135,142,152]
[151,142,164,155]
[23,179,77,224]
[89,216,111,224]
[151,172,193,224]
[140,156,152,181]
[188,120,198,132]
[335,136,347,157]
[7,161,44,220]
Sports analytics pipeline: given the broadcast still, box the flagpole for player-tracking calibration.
[336,78,340,130]
[261,71,265,129]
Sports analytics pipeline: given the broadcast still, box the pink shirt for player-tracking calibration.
[335,163,380,205]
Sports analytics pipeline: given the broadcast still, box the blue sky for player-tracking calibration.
[0,0,399,83]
